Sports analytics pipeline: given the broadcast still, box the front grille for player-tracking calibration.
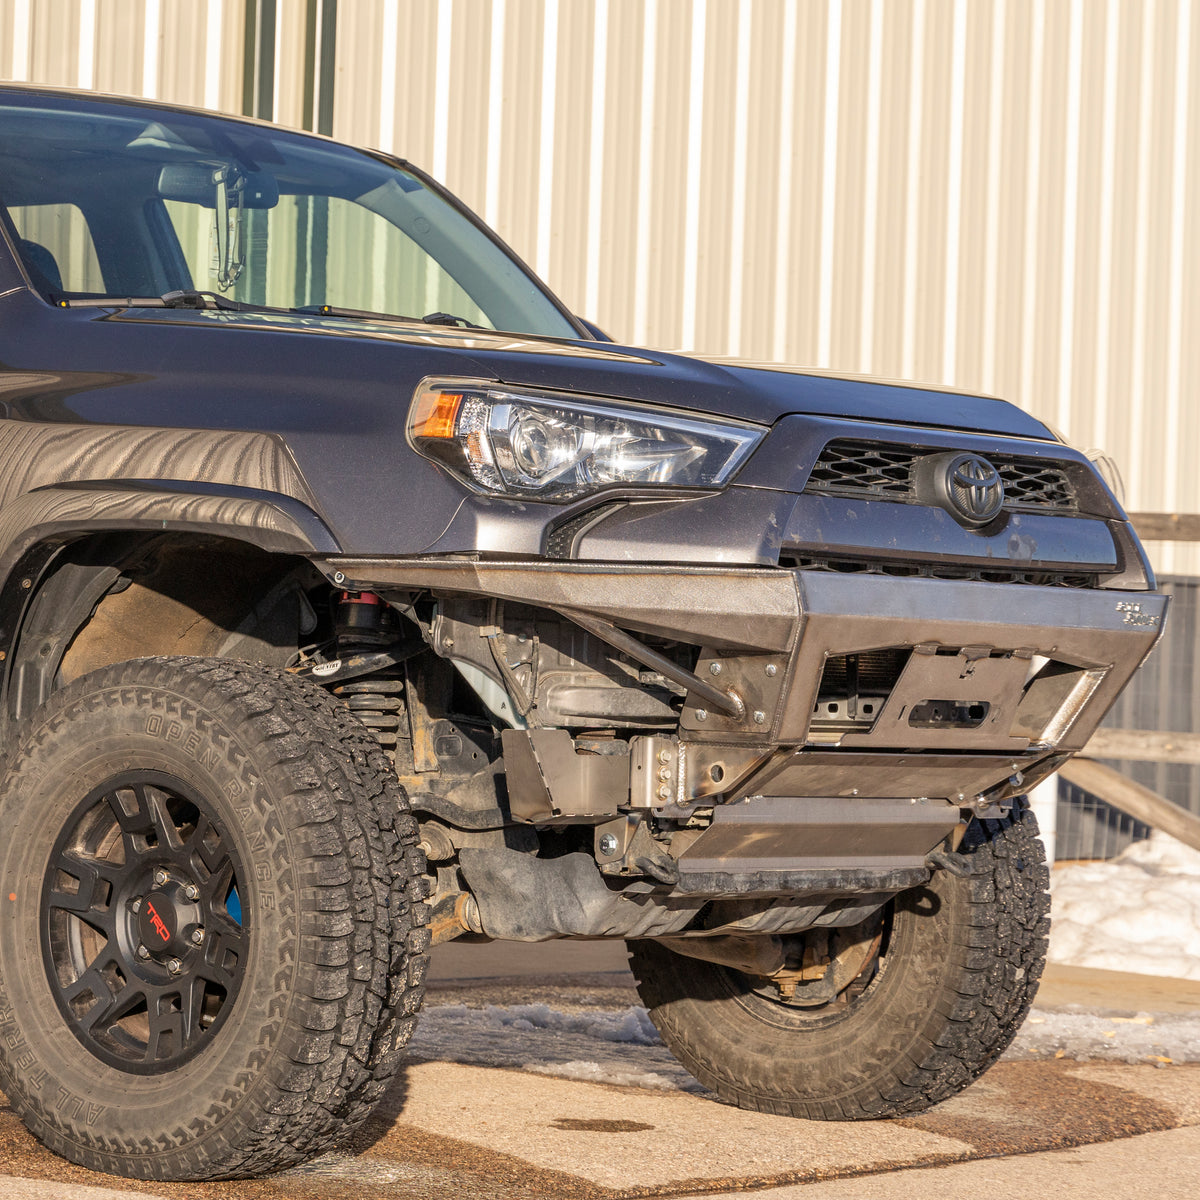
[781,554,1098,588]
[546,503,624,558]
[805,439,1078,513]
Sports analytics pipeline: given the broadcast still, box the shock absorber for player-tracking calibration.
[330,591,408,756]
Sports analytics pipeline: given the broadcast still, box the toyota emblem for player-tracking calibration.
[941,453,1004,526]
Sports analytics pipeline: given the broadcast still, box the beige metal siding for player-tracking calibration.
[2,0,1198,572]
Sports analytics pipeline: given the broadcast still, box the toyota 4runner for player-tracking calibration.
[0,86,1168,1180]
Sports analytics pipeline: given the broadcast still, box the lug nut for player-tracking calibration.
[153,869,168,886]
[184,884,200,901]
[136,944,150,959]
[191,927,205,945]
[598,833,619,856]
[131,897,142,914]
[167,958,183,976]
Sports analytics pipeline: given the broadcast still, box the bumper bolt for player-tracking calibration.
[153,869,168,886]
[598,833,619,856]
[708,662,722,676]
[184,883,200,901]
[765,663,777,677]
[136,944,150,959]
[753,710,766,725]
[167,958,183,976]
[695,709,708,722]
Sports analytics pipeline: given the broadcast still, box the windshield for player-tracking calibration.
[0,90,580,338]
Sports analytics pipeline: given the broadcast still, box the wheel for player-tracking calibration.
[628,801,1049,1118]
[0,656,429,1179]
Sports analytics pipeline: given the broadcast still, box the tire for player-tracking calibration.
[0,656,429,1180]
[628,800,1049,1119]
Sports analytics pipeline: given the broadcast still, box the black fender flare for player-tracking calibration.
[0,483,340,729]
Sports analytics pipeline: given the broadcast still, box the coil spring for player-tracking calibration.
[332,671,407,750]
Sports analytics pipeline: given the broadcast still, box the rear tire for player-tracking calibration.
[0,656,429,1179]
[629,801,1049,1118]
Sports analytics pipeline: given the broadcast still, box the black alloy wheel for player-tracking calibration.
[42,771,247,1073]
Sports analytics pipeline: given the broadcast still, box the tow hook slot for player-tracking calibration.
[908,699,990,728]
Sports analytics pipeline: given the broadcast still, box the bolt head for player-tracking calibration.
[765,663,778,677]
[695,709,708,722]
[131,897,142,913]
[656,784,670,800]
[184,884,200,901]
[708,661,722,676]
[657,749,672,764]
[153,869,168,886]
[191,927,205,945]
[136,944,150,959]
[598,833,619,856]
[753,710,766,725]
[167,958,183,976]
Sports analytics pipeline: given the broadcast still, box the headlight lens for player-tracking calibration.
[408,381,765,500]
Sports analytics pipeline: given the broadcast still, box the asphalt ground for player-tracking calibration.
[0,943,1197,1200]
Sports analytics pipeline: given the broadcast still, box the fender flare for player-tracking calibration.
[0,480,339,587]
[0,483,340,726]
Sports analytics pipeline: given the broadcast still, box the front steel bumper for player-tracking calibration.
[323,557,1166,775]
[325,557,1166,913]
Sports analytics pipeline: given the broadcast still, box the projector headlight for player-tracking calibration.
[408,380,765,501]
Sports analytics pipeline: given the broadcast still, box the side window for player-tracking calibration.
[8,203,104,293]
[161,194,490,324]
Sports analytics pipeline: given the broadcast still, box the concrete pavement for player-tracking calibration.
[0,943,1195,1199]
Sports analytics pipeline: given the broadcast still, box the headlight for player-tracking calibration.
[408,380,765,501]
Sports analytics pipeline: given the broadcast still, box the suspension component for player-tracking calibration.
[332,674,406,748]
[335,589,401,644]
[327,591,410,755]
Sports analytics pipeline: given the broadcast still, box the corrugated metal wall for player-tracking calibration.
[2,0,1198,572]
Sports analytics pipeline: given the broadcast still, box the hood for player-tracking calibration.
[440,338,1054,441]
[34,302,1052,442]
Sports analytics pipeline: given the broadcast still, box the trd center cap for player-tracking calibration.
[139,890,187,954]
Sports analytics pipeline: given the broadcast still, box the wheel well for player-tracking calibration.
[8,533,321,724]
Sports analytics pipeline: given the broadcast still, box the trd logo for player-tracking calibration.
[145,901,171,942]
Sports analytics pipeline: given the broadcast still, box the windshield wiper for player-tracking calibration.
[291,303,484,330]
[59,291,282,313]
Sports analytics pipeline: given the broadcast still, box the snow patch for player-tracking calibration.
[1049,832,1200,981]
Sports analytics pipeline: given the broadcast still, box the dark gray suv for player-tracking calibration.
[0,85,1167,1181]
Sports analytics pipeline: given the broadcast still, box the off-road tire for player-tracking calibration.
[0,656,429,1179]
[629,800,1049,1118]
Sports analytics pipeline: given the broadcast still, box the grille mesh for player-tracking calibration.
[805,439,1078,513]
